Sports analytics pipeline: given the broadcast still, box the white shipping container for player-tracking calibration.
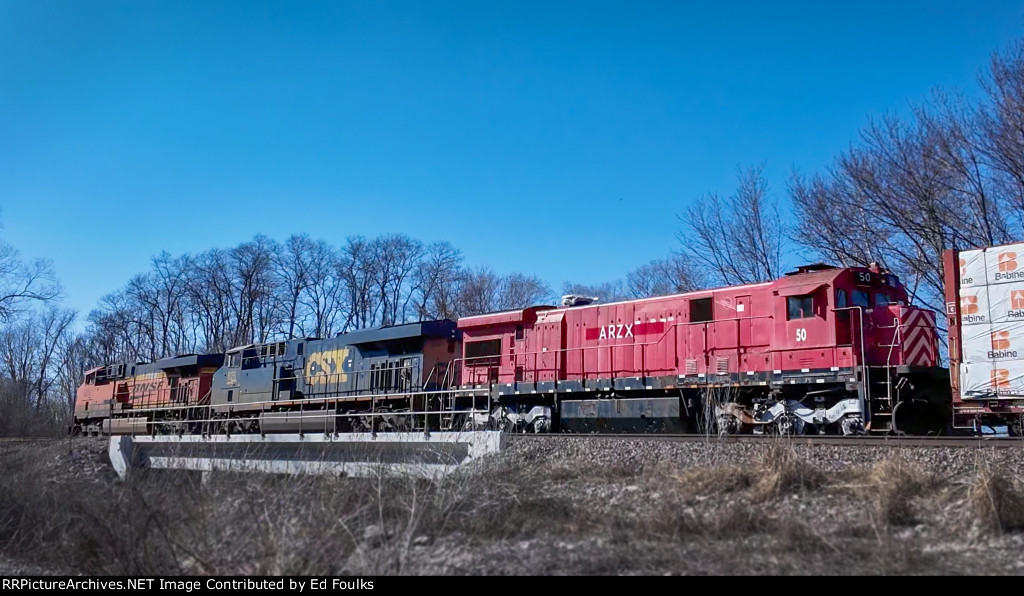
[990,359,1024,397]
[985,321,1024,360]
[960,361,994,399]
[983,282,1024,324]
[985,242,1024,285]
[961,323,995,363]
[958,284,991,326]
[958,248,987,289]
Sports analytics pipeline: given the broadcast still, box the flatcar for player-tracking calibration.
[943,244,1024,435]
[457,264,949,435]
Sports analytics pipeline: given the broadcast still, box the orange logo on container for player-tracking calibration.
[999,252,1018,272]
[1013,291,1024,310]
[992,331,1011,350]
[961,295,979,314]
[992,369,1011,388]
[959,258,967,276]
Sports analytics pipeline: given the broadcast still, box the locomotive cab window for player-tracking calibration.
[465,339,502,367]
[787,295,814,320]
[836,289,847,308]
[875,292,891,307]
[690,298,713,323]
[852,290,870,308]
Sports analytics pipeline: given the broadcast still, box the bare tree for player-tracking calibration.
[561,279,628,303]
[0,307,76,416]
[977,37,1024,219]
[679,165,784,285]
[373,234,424,326]
[496,273,551,311]
[791,106,1015,315]
[339,236,377,330]
[412,241,464,320]
[274,235,314,339]
[625,254,704,298]
[300,239,344,338]
[0,243,59,322]
[457,268,502,316]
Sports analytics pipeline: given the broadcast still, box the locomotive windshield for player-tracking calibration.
[851,289,870,308]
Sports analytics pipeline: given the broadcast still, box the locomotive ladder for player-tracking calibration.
[421,360,460,431]
[869,316,905,433]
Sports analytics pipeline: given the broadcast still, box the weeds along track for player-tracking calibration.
[0,437,66,444]
[511,433,1024,448]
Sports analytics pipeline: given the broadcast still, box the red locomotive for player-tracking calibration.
[458,264,948,435]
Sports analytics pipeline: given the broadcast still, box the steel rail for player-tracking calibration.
[505,433,1024,448]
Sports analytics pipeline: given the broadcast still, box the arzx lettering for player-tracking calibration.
[599,324,633,340]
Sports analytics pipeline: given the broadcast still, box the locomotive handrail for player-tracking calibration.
[832,305,870,422]
[111,385,490,416]
[137,404,496,436]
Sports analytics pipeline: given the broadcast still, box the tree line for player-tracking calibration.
[87,233,700,365]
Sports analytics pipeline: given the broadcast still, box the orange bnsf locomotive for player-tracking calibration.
[73,354,223,435]
[76,263,963,436]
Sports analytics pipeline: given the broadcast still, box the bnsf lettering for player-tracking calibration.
[598,324,634,341]
[131,381,165,396]
[995,270,1024,282]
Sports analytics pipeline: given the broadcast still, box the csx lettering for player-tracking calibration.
[598,324,633,340]
[305,348,350,384]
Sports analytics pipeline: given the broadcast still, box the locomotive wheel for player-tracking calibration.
[1009,416,1024,438]
[891,399,944,436]
[771,414,796,436]
[716,414,741,436]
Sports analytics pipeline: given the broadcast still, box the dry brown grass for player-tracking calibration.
[862,456,932,526]
[0,440,1019,575]
[669,444,824,501]
[970,465,1024,532]
[750,444,826,501]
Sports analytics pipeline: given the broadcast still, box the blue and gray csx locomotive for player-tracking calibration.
[207,320,476,433]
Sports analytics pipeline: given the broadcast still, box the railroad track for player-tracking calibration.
[508,433,1024,448]
[2,433,1021,449]
[0,437,66,444]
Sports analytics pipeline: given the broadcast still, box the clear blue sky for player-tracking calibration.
[1,0,1022,318]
